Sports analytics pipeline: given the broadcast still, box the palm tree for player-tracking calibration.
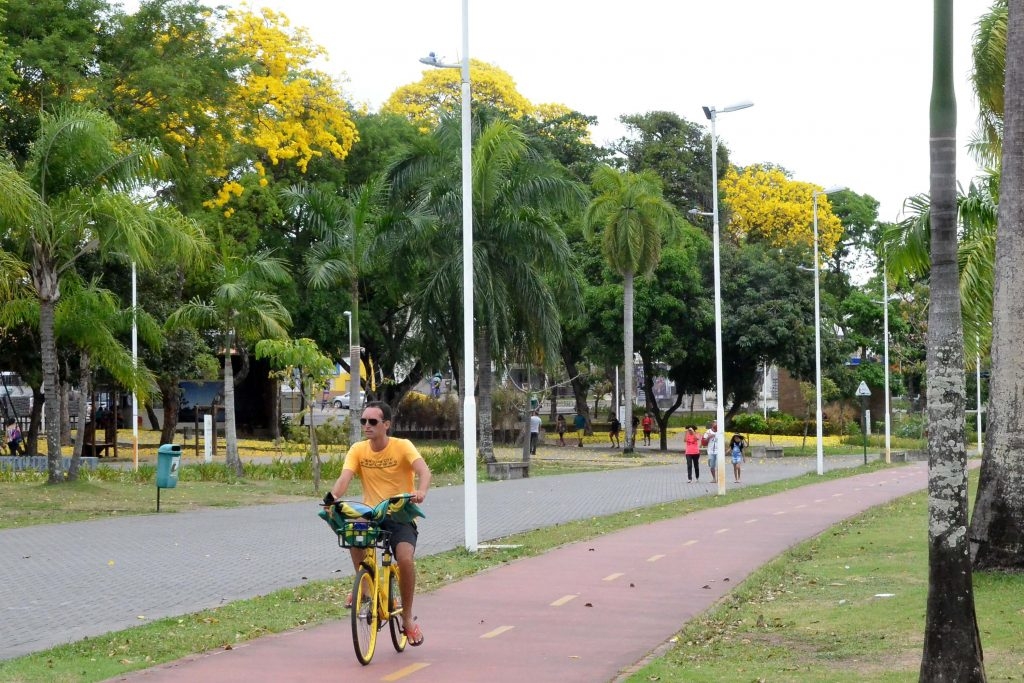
[53,277,160,480]
[391,112,585,463]
[970,0,1024,574]
[918,2,985,679]
[583,165,682,452]
[279,176,414,443]
[970,0,1008,166]
[0,105,204,483]
[168,245,292,476]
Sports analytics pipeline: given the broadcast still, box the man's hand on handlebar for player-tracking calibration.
[322,491,336,507]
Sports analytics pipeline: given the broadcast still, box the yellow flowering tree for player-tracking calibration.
[223,7,357,175]
[721,164,844,257]
[383,59,534,129]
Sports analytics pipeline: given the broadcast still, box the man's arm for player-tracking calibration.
[329,469,355,500]
[412,458,431,504]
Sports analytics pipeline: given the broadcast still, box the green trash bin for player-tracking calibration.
[156,443,182,489]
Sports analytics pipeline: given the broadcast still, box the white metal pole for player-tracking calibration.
[812,193,824,475]
[131,262,139,470]
[709,113,726,496]
[882,267,892,463]
[762,364,768,420]
[460,0,478,552]
[976,344,983,455]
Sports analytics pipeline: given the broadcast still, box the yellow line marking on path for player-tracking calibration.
[714,528,730,534]
[551,594,578,607]
[480,625,515,639]
[832,493,844,497]
[793,504,807,509]
[382,662,432,681]
[603,572,624,581]
[647,554,666,562]
[682,539,699,546]
[773,511,787,516]
[814,498,826,503]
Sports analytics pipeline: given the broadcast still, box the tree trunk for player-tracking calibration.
[970,0,1024,572]
[623,272,635,452]
[59,362,71,447]
[67,351,91,482]
[477,325,496,464]
[222,332,243,477]
[159,377,179,445]
[307,375,321,493]
[560,347,590,428]
[39,296,63,483]
[919,2,986,680]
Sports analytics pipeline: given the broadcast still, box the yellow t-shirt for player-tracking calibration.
[343,437,422,506]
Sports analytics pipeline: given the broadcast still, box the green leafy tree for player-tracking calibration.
[919,2,985,679]
[255,337,334,491]
[168,245,292,476]
[584,165,683,451]
[0,105,204,482]
[391,112,585,463]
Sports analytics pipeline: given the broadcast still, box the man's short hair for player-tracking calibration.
[364,401,392,421]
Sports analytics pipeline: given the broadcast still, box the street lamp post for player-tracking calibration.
[872,268,897,464]
[343,310,357,442]
[701,100,753,496]
[810,185,845,475]
[420,0,476,551]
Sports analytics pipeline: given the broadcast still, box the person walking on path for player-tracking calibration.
[5,418,23,455]
[641,413,654,446]
[684,425,701,482]
[324,401,432,647]
[529,410,542,455]
[702,420,719,483]
[609,414,621,448]
[574,412,587,447]
[730,433,746,483]
[555,414,566,446]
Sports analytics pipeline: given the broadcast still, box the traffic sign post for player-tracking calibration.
[856,382,872,465]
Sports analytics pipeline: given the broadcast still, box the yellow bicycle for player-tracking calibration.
[319,493,422,665]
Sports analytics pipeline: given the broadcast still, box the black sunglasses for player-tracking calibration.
[360,418,383,426]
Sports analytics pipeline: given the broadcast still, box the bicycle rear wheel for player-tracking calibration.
[351,567,378,665]
[388,565,407,652]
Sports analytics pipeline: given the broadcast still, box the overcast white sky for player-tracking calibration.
[136,0,995,223]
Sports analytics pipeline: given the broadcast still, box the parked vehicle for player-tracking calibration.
[333,391,365,409]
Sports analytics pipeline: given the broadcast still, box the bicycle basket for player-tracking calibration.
[319,505,382,547]
[339,519,381,548]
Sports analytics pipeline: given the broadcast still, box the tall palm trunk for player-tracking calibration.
[222,330,243,477]
[67,351,91,482]
[477,325,496,464]
[970,0,1024,572]
[919,2,986,680]
[38,294,63,482]
[623,272,635,452]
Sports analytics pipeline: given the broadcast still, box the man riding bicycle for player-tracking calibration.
[324,401,432,646]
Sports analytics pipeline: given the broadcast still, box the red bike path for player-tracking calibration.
[111,464,929,683]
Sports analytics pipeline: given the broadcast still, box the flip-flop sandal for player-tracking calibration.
[404,621,424,646]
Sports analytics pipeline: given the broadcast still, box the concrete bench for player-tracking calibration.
[0,455,99,472]
[752,445,784,458]
[890,450,926,462]
[486,462,530,480]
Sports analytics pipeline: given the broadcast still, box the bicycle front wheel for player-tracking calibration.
[388,565,407,652]
[351,567,378,665]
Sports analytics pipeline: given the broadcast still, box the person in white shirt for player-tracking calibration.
[702,420,720,483]
[529,410,542,455]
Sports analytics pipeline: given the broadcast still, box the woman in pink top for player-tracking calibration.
[684,425,701,482]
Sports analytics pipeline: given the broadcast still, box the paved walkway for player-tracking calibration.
[108,463,930,682]
[1,449,867,661]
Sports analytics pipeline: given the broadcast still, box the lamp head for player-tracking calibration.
[720,100,754,114]
[688,208,713,216]
[418,52,439,66]
[814,185,847,198]
[702,105,713,120]
[343,310,351,319]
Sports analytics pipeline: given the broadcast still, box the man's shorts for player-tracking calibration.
[382,519,419,551]
[708,453,717,470]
